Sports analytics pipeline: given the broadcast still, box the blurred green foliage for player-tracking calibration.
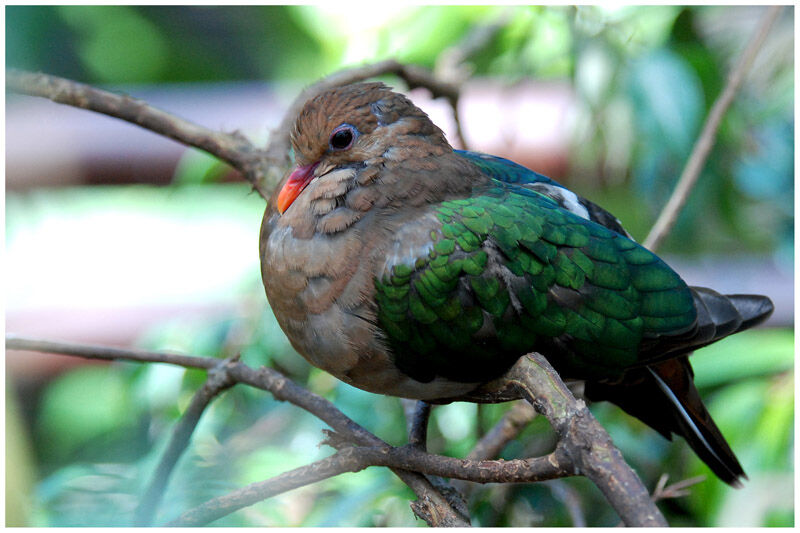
[6,5,793,527]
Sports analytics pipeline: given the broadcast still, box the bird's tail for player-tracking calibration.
[586,289,773,486]
[643,288,774,360]
[688,287,774,346]
[586,357,745,486]
[647,358,745,486]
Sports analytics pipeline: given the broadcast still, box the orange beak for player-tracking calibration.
[277,162,319,214]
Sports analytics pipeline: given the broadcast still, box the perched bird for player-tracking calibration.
[260,82,773,486]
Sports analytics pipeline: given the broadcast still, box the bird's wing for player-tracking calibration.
[455,150,632,237]
[374,181,697,385]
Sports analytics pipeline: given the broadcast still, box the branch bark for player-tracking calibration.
[7,60,469,200]
[505,353,668,527]
[643,5,782,251]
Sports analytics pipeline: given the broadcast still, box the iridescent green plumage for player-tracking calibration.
[375,182,695,384]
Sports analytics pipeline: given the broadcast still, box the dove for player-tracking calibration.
[259,82,773,486]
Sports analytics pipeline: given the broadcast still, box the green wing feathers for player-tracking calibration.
[374,184,697,384]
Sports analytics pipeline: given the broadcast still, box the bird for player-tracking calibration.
[259,81,773,487]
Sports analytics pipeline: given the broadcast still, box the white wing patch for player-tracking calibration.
[523,182,591,221]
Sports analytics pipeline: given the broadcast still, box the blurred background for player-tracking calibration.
[5,5,793,527]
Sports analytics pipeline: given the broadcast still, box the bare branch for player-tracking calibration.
[6,334,217,370]
[134,356,239,526]
[5,69,274,199]
[7,61,468,202]
[168,442,573,526]
[651,474,706,502]
[643,6,783,251]
[6,334,468,527]
[506,353,668,527]
[166,447,371,526]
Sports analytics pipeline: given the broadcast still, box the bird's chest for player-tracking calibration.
[259,211,375,370]
[259,208,481,400]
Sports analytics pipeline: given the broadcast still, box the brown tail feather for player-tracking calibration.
[585,357,745,486]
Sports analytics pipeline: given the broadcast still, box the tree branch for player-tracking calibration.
[5,69,274,199]
[6,335,216,369]
[467,400,537,462]
[7,62,468,199]
[134,356,239,526]
[643,5,782,251]
[168,442,574,526]
[505,353,668,527]
[6,335,468,527]
[166,447,370,526]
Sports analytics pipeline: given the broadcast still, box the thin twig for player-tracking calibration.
[643,6,783,251]
[651,474,706,502]
[6,335,217,369]
[7,62,466,201]
[467,400,537,462]
[166,447,370,526]
[5,69,273,199]
[6,335,467,527]
[168,443,573,526]
[134,356,239,526]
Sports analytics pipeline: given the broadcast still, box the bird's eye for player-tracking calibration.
[329,124,356,151]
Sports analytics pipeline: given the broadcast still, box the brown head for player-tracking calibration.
[276,82,450,213]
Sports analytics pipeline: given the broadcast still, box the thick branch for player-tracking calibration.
[643,6,782,251]
[506,353,668,527]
